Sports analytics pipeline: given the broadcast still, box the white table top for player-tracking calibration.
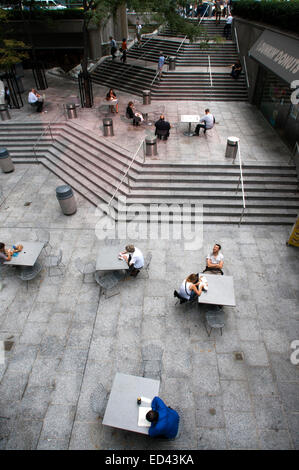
[96,246,129,271]
[197,273,236,307]
[181,115,200,123]
[103,372,160,434]
[3,241,44,267]
[102,99,118,105]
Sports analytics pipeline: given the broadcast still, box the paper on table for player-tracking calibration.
[140,396,152,404]
[138,407,151,427]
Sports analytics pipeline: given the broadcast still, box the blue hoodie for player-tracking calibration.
[148,397,180,439]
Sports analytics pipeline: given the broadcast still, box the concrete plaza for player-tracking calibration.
[0,71,298,450]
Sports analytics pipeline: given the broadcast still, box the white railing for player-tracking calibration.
[289,141,299,165]
[150,55,169,88]
[198,5,209,25]
[208,55,213,87]
[233,140,246,225]
[243,55,250,89]
[234,27,240,53]
[33,106,65,161]
[107,138,145,210]
[176,35,187,55]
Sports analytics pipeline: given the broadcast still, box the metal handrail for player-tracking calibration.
[234,27,240,53]
[289,141,299,166]
[33,107,65,161]
[208,55,213,87]
[233,141,246,225]
[150,70,161,88]
[150,55,169,88]
[243,55,250,88]
[132,34,157,66]
[67,119,131,156]
[108,138,145,209]
[198,5,210,25]
[108,36,156,85]
[176,35,187,56]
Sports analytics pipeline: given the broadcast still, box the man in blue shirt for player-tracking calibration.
[146,396,180,439]
[158,52,165,80]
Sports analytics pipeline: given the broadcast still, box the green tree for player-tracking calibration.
[0,8,29,72]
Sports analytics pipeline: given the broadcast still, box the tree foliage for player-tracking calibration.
[0,7,29,70]
[232,0,299,34]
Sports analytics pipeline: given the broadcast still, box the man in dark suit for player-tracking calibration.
[154,115,171,140]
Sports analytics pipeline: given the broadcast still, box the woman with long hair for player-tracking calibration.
[106,88,118,113]
[178,273,203,301]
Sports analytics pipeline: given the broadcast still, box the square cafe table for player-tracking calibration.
[3,241,44,267]
[197,273,236,307]
[181,114,200,136]
[101,99,118,113]
[103,372,160,434]
[96,245,130,272]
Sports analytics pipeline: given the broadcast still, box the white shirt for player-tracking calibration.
[179,280,192,300]
[28,91,38,104]
[130,247,144,269]
[207,252,224,265]
[226,15,233,24]
[200,113,214,129]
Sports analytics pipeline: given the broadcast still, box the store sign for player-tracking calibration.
[249,30,299,85]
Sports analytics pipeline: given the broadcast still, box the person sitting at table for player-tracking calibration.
[106,88,118,113]
[0,242,12,264]
[154,115,171,140]
[193,109,215,136]
[126,101,144,127]
[146,396,180,439]
[120,244,144,277]
[28,88,44,113]
[178,273,204,301]
[0,242,20,291]
[203,243,224,275]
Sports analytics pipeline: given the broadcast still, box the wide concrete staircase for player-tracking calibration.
[159,18,232,39]
[1,121,298,225]
[128,37,240,67]
[91,16,247,101]
[151,71,247,101]
[91,60,156,98]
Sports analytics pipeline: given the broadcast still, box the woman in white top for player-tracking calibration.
[179,273,203,301]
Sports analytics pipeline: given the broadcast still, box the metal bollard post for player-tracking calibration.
[103,118,114,136]
[142,90,151,105]
[225,136,239,160]
[145,136,158,157]
[66,103,77,119]
[56,185,77,215]
[0,148,14,173]
[168,57,176,71]
[0,104,11,121]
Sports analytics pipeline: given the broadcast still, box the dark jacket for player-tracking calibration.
[155,119,170,136]
[126,106,134,118]
[148,397,179,439]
